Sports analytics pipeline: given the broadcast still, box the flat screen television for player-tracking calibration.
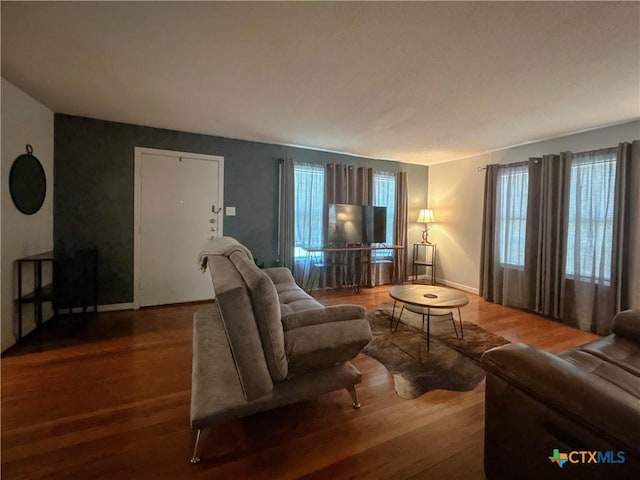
[327,204,387,245]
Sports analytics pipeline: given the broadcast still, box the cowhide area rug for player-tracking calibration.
[363,306,510,399]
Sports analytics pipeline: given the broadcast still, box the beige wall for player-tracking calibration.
[428,120,640,293]
[1,78,54,352]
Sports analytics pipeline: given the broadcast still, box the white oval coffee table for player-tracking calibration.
[389,285,469,351]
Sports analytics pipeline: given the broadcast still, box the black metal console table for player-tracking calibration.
[15,249,98,341]
[16,251,54,340]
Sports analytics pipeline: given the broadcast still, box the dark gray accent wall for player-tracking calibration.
[54,114,428,305]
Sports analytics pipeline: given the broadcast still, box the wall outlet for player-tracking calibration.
[225,206,236,216]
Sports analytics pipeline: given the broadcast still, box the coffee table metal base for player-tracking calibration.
[389,301,464,352]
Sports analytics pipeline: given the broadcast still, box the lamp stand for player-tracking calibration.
[421,224,432,245]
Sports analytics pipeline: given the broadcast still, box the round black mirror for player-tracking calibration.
[9,145,46,215]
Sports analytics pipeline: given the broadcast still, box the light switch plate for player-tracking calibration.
[225,206,236,216]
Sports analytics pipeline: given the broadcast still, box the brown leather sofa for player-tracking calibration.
[482,310,640,480]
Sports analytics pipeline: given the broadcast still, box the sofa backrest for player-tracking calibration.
[229,252,288,381]
[198,236,254,272]
[207,254,274,401]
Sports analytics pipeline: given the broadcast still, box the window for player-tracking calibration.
[496,164,529,267]
[565,149,617,283]
[293,166,396,260]
[294,163,324,259]
[373,172,395,258]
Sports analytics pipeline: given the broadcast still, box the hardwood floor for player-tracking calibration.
[1,285,599,479]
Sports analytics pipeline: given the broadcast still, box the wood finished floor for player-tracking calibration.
[1,285,599,480]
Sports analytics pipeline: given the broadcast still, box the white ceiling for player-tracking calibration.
[2,2,639,165]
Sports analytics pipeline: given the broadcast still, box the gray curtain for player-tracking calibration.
[479,162,530,308]
[481,143,639,335]
[527,154,571,318]
[562,148,618,333]
[322,164,374,288]
[480,164,499,301]
[278,158,295,270]
[392,171,408,284]
[325,164,373,205]
[616,141,640,311]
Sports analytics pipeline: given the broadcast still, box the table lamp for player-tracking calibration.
[416,209,435,244]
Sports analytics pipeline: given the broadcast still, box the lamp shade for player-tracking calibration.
[416,209,435,224]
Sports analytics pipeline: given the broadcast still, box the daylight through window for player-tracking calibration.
[496,164,529,267]
[565,150,617,283]
[293,163,324,259]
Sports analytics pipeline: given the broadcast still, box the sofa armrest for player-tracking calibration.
[263,267,295,285]
[284,319,372,374]
[612,309,640,343]
[482,343,640,451]
[281,305,366,331]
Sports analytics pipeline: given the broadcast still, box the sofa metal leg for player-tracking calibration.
[190,429,205,464]
[347,385,361,409]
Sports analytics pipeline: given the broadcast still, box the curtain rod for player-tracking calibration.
[477,159,540,172]
[475,144,619,173]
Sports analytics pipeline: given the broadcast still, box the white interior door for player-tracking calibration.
[136,148,223,307]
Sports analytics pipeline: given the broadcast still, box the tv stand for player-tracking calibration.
[302,245,405,292]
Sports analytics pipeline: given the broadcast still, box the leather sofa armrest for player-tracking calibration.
[263,267,295,285]
[281,305,366,331]
[612,309,640,343]
[482,343,640,451]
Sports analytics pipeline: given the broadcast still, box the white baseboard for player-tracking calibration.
[99,302,135,312]
[407,274,479,295]
[62,302,135,314]
[408,274,434,282]
[434,277,479,295]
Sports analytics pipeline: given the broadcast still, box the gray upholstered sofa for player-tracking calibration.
[482,309,640,479]
[190,237,372,463]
